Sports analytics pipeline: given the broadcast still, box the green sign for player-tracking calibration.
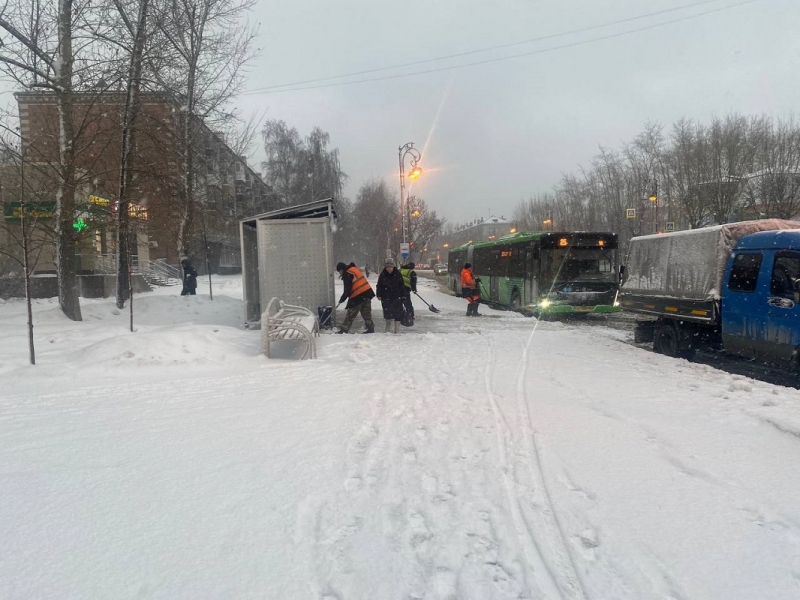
[73,217,88,232]
[3,201,56,220]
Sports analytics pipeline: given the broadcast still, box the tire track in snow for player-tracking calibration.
[511,329,589,600]
[483,337,582,599]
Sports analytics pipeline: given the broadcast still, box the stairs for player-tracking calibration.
[142,259,182,287]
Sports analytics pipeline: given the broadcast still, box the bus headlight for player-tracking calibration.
[539,299,552,308]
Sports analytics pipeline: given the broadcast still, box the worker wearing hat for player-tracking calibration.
[335,262,375,334]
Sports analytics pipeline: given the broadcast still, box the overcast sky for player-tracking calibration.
[231,0,799,225]
[3,0,795,226]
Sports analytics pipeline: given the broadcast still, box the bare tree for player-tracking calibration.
[352,178,398,268]
[704,115,754,224]
[0,0,84,320]
[744,116,800,220]
[0,130,62,364]
[96,0,152,309]
[406,196,444,262]
[666,118,709,229]
[261,120,347,207]
[153,0,258,259]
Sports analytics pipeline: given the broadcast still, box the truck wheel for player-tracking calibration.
[655,323,679,357]
[510,289,521,311]
[655,322,695,359]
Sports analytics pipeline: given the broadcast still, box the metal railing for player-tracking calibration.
[144,259,181,286]
[77,253,182,286]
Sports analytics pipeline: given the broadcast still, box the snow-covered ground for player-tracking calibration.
[2,274,800,599]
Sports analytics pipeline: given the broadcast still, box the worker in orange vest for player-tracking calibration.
[335,262,376,333]
[461,262,481,316]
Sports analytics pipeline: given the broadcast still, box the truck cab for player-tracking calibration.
[722,230,800,368]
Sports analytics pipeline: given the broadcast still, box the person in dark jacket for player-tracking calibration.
[336,262,376,334]
[376,258,407,333]
[180,258,197,296]
[399,261,417,321]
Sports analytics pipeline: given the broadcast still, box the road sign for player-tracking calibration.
[399,242,410,258]
[665,222,675,232]
[626,208,636,219]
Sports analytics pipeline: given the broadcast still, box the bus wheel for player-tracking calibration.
[510,290,521,311]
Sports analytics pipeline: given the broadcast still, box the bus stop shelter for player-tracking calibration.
[240,199,337,327]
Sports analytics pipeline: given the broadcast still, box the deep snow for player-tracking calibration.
[1,274,800,599]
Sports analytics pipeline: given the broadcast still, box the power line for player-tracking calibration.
[245,0,751,95]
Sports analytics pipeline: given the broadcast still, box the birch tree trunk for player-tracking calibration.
[55,0,82,321]
[116,0,151,309]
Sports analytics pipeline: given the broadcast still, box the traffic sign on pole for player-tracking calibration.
[400,242,410,258]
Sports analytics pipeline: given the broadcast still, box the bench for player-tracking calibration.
[261,297,320,359]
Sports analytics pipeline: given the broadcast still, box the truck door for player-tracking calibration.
[721,251,765,358]
[764,252,800,365]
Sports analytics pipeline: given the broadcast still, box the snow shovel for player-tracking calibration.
[413,291,441,314]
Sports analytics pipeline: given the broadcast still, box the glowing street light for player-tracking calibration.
[408,166,422,181]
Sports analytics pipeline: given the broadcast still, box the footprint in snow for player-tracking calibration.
[574,528,600,561]
[348,351,371,363]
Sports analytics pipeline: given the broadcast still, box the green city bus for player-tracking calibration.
[447,231,621,315]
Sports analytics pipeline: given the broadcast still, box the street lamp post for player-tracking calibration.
[648,178,658,234]
[398,142,422,247]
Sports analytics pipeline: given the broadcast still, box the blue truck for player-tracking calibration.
[619,220,800,370]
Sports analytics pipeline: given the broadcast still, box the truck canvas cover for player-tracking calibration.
[622,219,800,302]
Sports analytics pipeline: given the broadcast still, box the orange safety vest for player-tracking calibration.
[461,268,476,288]
[347,266,371,298]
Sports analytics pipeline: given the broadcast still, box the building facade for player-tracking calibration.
[5,91,273,279]
[430,216,516,261]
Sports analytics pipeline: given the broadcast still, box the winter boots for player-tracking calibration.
[466,303,482,317]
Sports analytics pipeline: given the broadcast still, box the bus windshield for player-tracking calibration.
[541,248,616,284]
